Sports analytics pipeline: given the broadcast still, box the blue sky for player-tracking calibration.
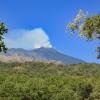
[0,0,100,63]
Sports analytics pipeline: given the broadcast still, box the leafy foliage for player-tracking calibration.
[0,22,8,53]
[66,10,100,59]
[67,10,100,39]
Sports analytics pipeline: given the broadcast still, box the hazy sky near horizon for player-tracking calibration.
[0,0,100,63]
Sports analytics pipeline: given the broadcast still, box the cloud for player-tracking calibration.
[4,28,52,49]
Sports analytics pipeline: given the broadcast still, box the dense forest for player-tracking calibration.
[0,61,100,100]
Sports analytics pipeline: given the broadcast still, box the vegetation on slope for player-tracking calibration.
[0,62,100,100]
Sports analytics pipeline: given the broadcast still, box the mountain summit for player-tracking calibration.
[0,48,85,64]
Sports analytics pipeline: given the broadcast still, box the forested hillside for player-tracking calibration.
[0,62,100,100]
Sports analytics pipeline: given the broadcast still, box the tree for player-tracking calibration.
[0,22,8,53]
[66,10,100,59]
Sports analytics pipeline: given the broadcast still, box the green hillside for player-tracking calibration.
[0,62,100,100]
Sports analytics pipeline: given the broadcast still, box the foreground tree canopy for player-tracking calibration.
[66,10,100,59]
[0,22,8,53]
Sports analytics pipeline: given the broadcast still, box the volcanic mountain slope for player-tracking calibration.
[0,47,85,64]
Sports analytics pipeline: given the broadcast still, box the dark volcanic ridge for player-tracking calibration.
[0,47,85,64]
